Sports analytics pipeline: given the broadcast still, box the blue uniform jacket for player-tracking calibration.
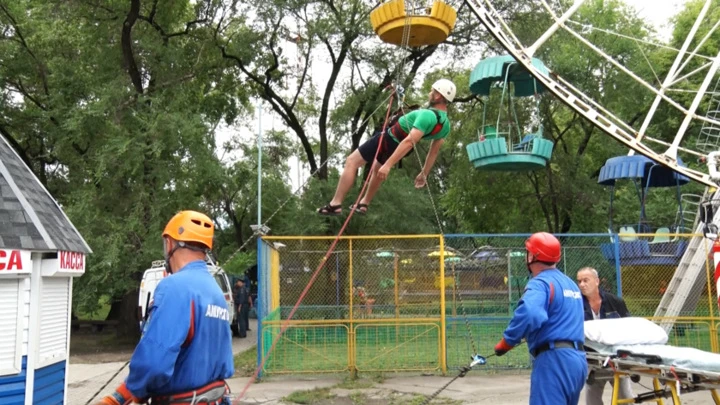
[126,260,235,398]
[503,269,585,353]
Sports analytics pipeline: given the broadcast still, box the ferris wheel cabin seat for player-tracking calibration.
[597,155,691,267]
[370,0,457,47]
[465,55,555,171]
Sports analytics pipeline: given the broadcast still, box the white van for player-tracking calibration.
[137,259,236,332]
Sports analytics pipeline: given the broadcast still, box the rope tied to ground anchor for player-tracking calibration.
[418,354,492,405]
[418,340,527,404]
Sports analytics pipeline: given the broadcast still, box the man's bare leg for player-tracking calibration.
[355,162,384,211]
[318,150,367,214]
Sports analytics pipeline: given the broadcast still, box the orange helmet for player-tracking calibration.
[525,232,561,263]
[162,210,214,250]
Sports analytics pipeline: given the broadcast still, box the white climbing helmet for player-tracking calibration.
[432,78,456,103]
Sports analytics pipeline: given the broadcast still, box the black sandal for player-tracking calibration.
[317,203,342,216]
[350,203,368,215]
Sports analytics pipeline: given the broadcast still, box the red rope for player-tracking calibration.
[234,88,398,403]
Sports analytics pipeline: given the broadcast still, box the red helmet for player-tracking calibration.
[525,232,561,263]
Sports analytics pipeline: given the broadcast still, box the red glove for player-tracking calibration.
[94,382,142,405]
[494,337,514,357]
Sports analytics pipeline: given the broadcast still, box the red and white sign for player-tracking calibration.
[42,251,86,277]
[712,240,720,313]
[0,249,32,274]
[59,251,85,272]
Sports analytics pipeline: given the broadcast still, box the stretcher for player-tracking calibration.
[583,318,720,404]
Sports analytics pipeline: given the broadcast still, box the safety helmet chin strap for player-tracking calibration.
[525,251,555,274]
[164,238,209,274]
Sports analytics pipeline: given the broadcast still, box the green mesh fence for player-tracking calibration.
[257,234,719,375]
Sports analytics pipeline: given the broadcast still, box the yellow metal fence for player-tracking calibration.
[256,233,719,375]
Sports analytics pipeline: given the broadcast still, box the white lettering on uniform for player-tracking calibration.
[205,304,230,321]
[563,289,582,299]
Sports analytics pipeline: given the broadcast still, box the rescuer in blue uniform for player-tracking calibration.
[494,232,587,405]
[95,210,234,405]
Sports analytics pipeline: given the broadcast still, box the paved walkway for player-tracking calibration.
[67,320,258,404]
[68,322,712,405]
[227,374,713,404]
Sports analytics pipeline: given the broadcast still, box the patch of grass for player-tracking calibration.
[348,391,368,404]
[234,345,258,377]
[75,295,112,321]
[392,394,461,405]
[283,387,335,404]
[335,376,375,390]
[371,373,386,384]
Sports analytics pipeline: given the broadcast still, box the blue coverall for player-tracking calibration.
[503,269,587,405]
[126,260,235,399]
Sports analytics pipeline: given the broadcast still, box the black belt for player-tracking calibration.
[531,340,584,357]
[150,380,228,405]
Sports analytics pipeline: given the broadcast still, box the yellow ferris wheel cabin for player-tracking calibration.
[370,0,457,47]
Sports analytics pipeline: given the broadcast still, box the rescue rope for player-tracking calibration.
[216,91,395,263]
[233,89,400,404]
[383,3,491,400]
[418,354,494,405]
[380,1,492,399]
[83,360,130,405]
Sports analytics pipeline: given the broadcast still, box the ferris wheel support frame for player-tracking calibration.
[666,51,720,160]
[464,0,720,187]
[633,0,715,153]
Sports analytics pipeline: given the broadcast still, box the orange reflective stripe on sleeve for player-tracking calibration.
[182,300,195,348]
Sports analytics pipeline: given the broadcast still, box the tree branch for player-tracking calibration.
[291,38,313,109]
[8,78,47,111]
[0,4,50,95]
[528,171,553,231]
[218,46,318,175]
[0,122,33,170]
[122,0,144,94]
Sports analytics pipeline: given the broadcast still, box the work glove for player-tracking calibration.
[494,337,514,357]
[93,382,141,405]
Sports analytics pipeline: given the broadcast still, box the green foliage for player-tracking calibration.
[0,0,712,332]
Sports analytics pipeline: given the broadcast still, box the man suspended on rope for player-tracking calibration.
[493,232,587,405]
[317,78,456,216]
[94,210,234,405]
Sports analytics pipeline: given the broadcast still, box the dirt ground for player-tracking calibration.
[69,331,137,364]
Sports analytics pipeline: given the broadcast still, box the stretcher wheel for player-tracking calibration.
[631,374,640,383]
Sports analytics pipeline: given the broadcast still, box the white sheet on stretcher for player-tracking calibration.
[585,341,720,373]
[583,317,720,373]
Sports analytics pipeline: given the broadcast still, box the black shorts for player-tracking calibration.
[357,130,399,164]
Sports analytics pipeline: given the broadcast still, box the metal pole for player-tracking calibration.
[507,249,512,316]
[257,98,263,227]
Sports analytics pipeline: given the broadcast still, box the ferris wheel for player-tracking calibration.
[371,0,720,187]
[462,0,720,188]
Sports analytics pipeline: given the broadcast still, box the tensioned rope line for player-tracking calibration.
[233,88,400,403]
[83,361,130,405]
[218,91,396,263]
[388,3,488,401]
[565,20,717,61]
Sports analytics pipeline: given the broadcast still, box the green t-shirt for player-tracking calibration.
[388,108,451,143]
